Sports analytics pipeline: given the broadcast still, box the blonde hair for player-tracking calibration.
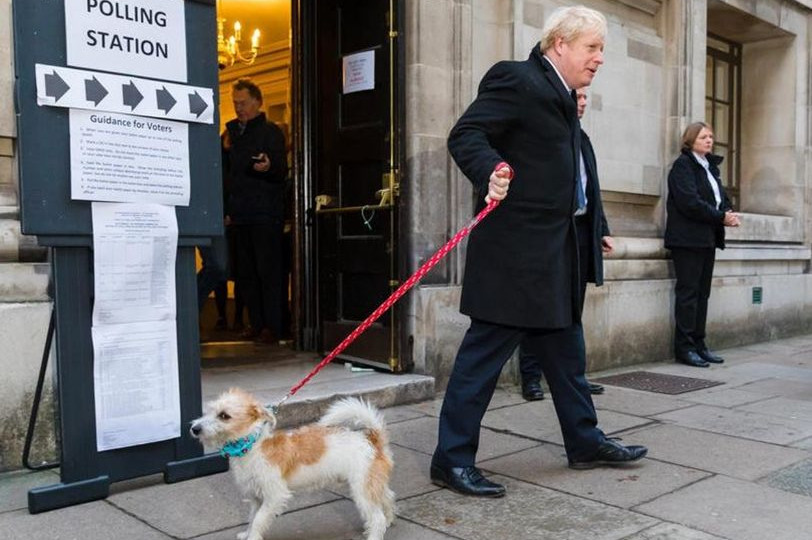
[681,122,712,150]
[540,6,608,52]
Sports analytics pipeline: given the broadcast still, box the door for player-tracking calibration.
[312,0,402,370]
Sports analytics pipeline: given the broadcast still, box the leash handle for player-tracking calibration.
[274,199,501,408]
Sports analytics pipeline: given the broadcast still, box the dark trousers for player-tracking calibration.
[196,235,228,316]
[671,247,716,355]
[433,320,603,466]
[234,221,286,336]
[520,216,590,386]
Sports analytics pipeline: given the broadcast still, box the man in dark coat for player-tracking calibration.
[519,89,609,401]
[430,6,647,498]
[223,79,288,344]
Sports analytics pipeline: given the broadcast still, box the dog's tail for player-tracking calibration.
[319,397,386,434]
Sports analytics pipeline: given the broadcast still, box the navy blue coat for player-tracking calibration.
[664,149,733,250]
[448,45,608,329]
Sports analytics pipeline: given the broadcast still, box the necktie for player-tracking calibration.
[571,90,586,213]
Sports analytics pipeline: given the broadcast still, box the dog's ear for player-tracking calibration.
[250,403,277,430]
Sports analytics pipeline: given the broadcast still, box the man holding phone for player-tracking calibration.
[222,78,288,344]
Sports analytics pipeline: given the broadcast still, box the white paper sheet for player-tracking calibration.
[92,320,181,451]
[92,202,177,326]
[70,109,190,206]
[342,50,375,94]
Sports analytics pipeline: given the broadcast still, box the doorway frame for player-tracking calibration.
[290,0,408,369]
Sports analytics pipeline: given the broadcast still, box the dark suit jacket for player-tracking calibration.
[581,130,610,285]
[448,45,606,328]
[224,112,288,224]
[664,149,732,250]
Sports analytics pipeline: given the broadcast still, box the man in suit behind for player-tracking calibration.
[430,6,647,498]
[519,89,610,402]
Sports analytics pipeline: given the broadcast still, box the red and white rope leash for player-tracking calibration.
[270,198,501,413]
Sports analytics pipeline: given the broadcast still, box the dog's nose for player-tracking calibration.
[190,424,202,437]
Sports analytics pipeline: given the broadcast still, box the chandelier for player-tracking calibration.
[217,10,260,69]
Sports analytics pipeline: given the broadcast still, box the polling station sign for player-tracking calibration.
[65,0,188,82]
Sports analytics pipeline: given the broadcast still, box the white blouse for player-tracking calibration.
[692,152,722,209]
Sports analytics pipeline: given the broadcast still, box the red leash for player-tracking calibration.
[271,199,500,412]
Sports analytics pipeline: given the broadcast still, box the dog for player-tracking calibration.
[190,388,395,540]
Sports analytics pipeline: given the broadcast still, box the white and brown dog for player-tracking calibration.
[190,388,395,540]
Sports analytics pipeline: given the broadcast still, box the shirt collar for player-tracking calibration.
[692,151,710,167]
[543,54,572,94]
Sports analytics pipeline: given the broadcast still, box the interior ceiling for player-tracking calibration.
[217,0,291,47]
[707,0,792,43]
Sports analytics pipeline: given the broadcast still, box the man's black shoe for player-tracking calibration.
[676,351,710,368]
[521,381,545,401]
[430,465,506,497]
[587,381,605,395]
[698,348,724,364]
[568,439,648,470]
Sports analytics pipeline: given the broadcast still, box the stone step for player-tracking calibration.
[0,263,50,302]
[201,345,435,428]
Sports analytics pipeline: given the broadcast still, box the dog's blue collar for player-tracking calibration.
[219,423,266,458]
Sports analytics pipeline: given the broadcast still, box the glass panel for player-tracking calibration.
[715,60,729,102]
[705,99,712,125]
[713,103,729,144]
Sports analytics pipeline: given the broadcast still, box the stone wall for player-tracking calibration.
[0,0,57,472]
[404,0,812,384]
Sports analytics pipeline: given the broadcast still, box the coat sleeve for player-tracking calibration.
[668,157,725,224]
[447,62,521,195]
[249,123,288,184]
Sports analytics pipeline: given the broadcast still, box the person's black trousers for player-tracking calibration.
[432,319,604,467]
[670,246,716,355]
[520,216,591,385]
[234,220,286,337]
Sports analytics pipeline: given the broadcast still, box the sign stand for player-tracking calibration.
[13,0,229,513]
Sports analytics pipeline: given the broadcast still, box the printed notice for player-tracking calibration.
[70,109,190,206]
[342,50,375,94]
[93,320,181,451]
[92,202,177,326]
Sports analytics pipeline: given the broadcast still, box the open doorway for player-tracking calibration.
[201,0,405,372]
[199,0,293,352]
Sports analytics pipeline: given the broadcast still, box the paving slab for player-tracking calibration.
[480,443,707,509]
[680,387,768,408]
[735,378,812,401]
[480,401,653,446]
[405,387,526,418]
[620,423,809,480]
[653,404,812,445]
[736,396,812,420]
[761,458,812,497]
[634,475,812,540]
[0,502,171,539]
[623,522,728,540]
[381,403,430,425]
[0,469,59,513]
[397,474,657,540]
[108,470,340,539]
[591,386,692,417]
[386,415,539,460]
[194,499,451,540]
[790,436,812,450]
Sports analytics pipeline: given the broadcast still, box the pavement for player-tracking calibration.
[2,333,812,539]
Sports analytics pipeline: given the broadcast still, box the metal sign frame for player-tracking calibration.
[12,0,227,513]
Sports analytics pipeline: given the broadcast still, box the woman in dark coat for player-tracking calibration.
[665,122,740,367]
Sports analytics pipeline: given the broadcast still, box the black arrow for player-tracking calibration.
[122,80,144,110]
[188,91,208,118]
[84,76,108,106]
[156,86,176,114]
[44,71,70,101]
